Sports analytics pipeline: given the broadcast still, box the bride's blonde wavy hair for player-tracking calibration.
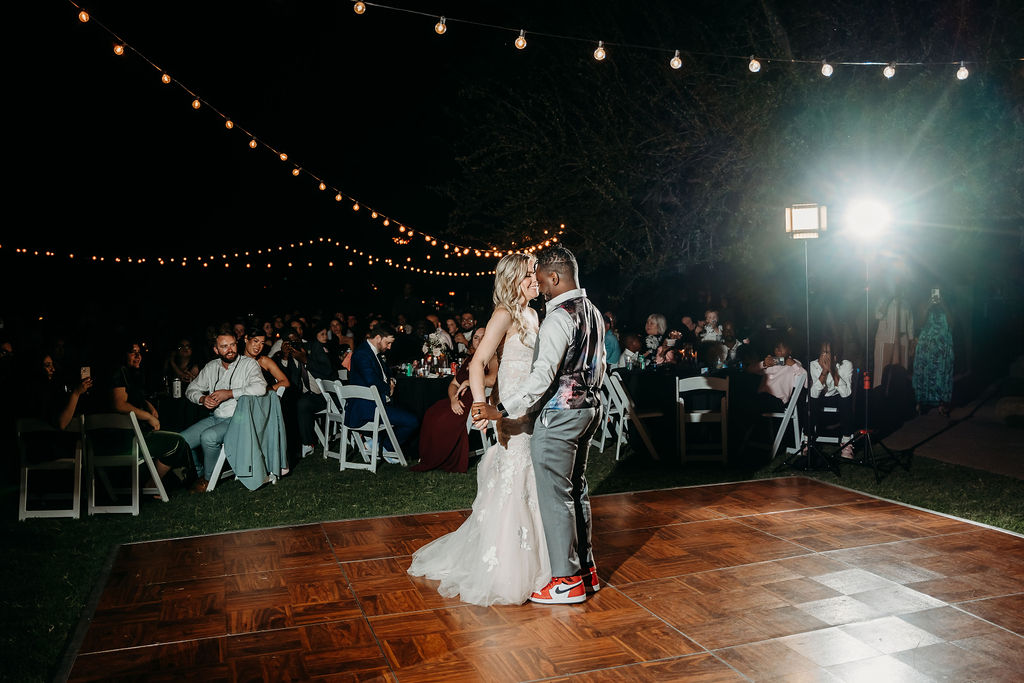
[492,253,535,347]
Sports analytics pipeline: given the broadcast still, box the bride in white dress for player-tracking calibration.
[407,253,551,606]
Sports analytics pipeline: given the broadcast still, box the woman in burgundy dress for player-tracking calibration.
[412,328,496,472]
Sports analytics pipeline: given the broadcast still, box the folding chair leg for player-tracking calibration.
[207,446,228,492]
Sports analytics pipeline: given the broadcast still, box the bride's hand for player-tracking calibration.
[456,381,470,397]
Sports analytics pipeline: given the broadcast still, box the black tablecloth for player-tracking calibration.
[393,376,454,421]
[155,394,210,432]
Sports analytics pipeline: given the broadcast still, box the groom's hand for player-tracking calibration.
[471,402,500,421]
[495,416,511,449]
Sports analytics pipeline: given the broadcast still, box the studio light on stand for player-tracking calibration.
[840,198,907,481]
[777,204,841,474]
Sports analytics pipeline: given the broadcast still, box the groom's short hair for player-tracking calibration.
[537,245,578,282]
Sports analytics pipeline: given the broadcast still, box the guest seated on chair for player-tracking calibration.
[756,338,805,413]
[809,340,855,459]
[346,322,418,456]
[243,328,290,395]
[181,333,267,492]
[112,339,192,494]
[411,327,496,472]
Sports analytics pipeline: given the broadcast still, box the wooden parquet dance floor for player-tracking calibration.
[67,477,1024,682]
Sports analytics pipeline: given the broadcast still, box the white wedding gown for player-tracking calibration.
[407,327,551,606]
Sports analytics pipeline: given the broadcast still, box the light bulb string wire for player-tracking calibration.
[1,238,497,277]
[359,0,1021,66]
[65,0,540,261]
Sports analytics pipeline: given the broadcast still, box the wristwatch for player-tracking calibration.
[496,402,509,418]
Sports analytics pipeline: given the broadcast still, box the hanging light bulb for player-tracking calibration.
[335,193,343,201]
[515,30,527,50]
[191,99,201,109]
[113,43,125,56]
[435,17,446,35]
[883,63,896,79]
[249,138,257,148]
[821,60,833,77]
[78,10,90,22]
[161,73,171,84]
[371,211,378,218]
[593,41,606,61]
[382,218,390,226]
[353,1,366,14]
[670,50,682,70]
[352,202,360,211]
[956,61,969,80]
[748,56,761,73]
[291,168,300,176]
[225,119,234,129]
[279,153,288,161]
[318,182,326,191]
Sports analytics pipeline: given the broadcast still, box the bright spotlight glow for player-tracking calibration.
[846,198,891,239]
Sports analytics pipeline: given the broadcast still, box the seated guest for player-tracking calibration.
[721,322,744,365]
[643,313,667,359]
[164,338,200,385]
[756,338,805,412]
[411,327,496,472]
[24,351,93,431]
[243,328,290,394]
[111,340,192,494]
[181,333,267,492]
[697,309,723,342]
[603,313,621,366]
[679,315,699,344]
[616,333,643,368]
[346,322,418,454]
[452,310,476,356]
[809,340,855,459]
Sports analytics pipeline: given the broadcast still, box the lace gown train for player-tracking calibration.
[407,328,550,606]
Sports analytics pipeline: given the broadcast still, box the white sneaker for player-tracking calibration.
[301,445,314,458]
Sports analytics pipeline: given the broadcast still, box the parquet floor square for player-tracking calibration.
[67,477,1024,681]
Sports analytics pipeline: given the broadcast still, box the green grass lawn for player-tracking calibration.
[3,445,1022,682]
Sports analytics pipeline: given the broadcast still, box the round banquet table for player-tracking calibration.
[393,375,456,422]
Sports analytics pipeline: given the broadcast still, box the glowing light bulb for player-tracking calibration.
[352,203,360,210]
[335,193,343,201]
[883,63,896,79]
[78,10,89,22]
[161,73,171,84]
[113,43,125,56]
[291,168,300,176]
[956,62,969,80]
[225,119,234,129]
[249,138,257,148]
[670,50,682,70]
[191,99,201,109]
[594,41,606,61]
[821,61,833,77]
[748,56,761,73]
[279,153,288,161]
[318,182,326,191]
[382,219,390,226]
[435,17,446,35]
[371,211,378,218]
[353,1,366,14]
[515,30,527,50]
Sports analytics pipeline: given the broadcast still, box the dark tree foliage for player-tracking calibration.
[441,0,1022,298]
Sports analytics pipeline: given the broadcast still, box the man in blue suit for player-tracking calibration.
[346,322,418,454]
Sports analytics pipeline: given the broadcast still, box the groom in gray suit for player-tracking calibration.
[473,245,606,604]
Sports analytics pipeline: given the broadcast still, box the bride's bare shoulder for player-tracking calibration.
[486,306,513,327]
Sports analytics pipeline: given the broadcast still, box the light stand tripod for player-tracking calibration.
[835,256,909,482]
[774,237,841,476]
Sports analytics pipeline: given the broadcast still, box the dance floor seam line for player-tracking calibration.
[66,477,1024,682]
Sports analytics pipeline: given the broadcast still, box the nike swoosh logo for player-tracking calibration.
[553,582,583,595]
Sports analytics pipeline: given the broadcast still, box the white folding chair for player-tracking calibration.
[607,372,661,460]
[337,384,408,472]
[317,378,348,463]
[17,417,82,521]
[590,375,619,455]
[83,413,164,515]
[764,372,806,460]
[205,445,235,492]
[128,413,169,503]
[676,375,729,463]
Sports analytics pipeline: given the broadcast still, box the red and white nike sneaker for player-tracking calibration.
[529,576,586,604]
[581,565,600,593]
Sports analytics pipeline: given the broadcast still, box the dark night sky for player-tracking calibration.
[3,0,1022,331]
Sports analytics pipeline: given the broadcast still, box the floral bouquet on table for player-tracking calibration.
[422,330,451,357]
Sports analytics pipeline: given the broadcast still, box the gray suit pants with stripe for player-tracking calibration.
[530,406,602,578]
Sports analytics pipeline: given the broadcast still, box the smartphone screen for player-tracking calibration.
[80,366,91,379]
